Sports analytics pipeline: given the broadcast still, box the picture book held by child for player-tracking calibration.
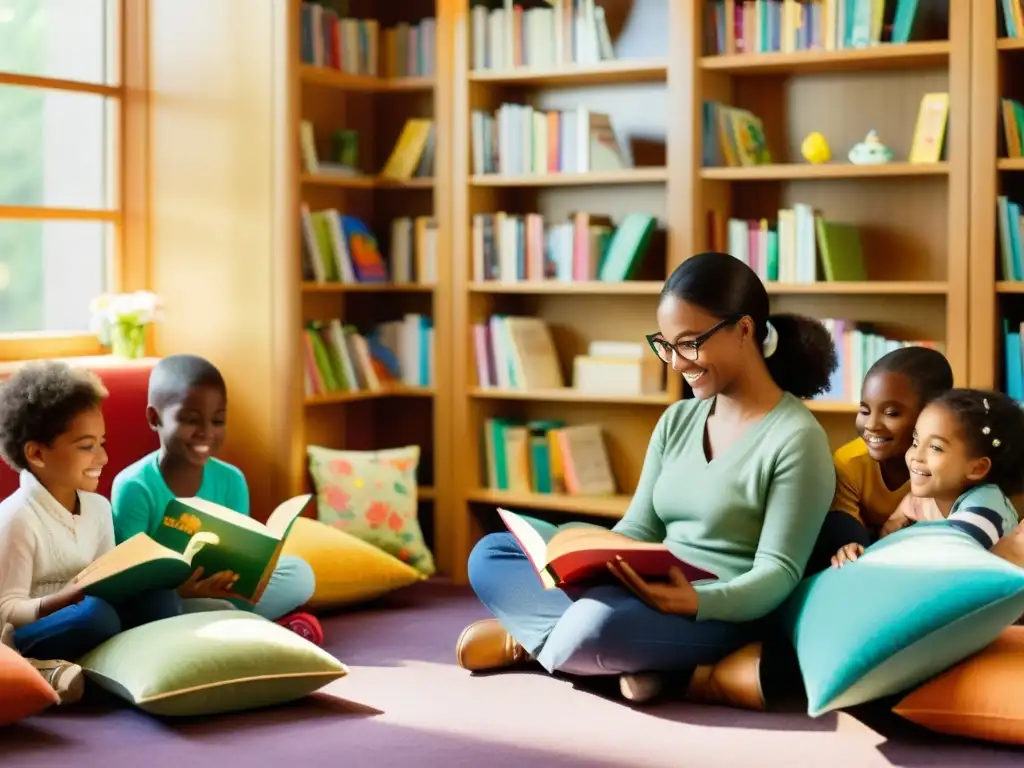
[73,493,311,604]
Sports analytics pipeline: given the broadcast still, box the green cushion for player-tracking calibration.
[779,523,1024,717]
[79,611,348,716]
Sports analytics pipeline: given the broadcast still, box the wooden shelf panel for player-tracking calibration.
[700,163,948,181]
[468,281,662,295]
[699,41,950,75]
[305,386,435,406]
[470,168,667,187]
[468,59,668,86]
[298,66,434,92]
[997,38,1024,51]
[466,488,630,519]
[805,401,859,414]
[997,158,1024,171]
[470,387,672,406]
[996,281,1024,294]
[766,281,948,295]
[302,282,435,294]
[419,486,435,501]
[300,173,434,189]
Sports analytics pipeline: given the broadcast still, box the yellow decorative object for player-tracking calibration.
[801,132,831,164]
[282,517,425,609]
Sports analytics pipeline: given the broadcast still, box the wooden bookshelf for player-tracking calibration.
[970,2,1021,391]
[288,0,453,572]
[678,0,970,454]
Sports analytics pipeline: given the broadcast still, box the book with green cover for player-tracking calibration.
[72,531,220,603]
[151,495,312,604]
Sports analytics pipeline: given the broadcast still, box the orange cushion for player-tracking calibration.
[0,644,60,724]
[893,625,1024,745]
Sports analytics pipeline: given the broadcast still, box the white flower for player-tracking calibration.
[89,291,164,327]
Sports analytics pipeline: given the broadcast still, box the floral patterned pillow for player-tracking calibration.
[306,444,435,576]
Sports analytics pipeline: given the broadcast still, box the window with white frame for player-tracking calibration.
[0,0,120,338]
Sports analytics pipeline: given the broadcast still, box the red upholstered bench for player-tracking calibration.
[0,357,159,500]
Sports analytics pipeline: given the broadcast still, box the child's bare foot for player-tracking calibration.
[29,659,85,705]
[277,612,324,645]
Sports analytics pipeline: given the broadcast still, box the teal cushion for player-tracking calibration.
[79,611,348,716]
[779,522,1024,717]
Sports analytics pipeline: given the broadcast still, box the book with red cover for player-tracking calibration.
[498,508,718,589]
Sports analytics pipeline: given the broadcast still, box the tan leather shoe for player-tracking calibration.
[456,619,531,671]
[685,641,765,711]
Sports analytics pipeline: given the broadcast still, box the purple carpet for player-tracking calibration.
[4,581,1022,767]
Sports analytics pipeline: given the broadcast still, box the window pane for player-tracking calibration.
[0,85,116,209]
[0,219,111,333]
[0,0,117,85]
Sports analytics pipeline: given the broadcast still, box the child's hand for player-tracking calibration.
[831,543,864,568]
[178,567,240,599]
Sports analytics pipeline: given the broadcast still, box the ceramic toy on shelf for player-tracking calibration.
[848,129,894,165]
[801,131,831,164]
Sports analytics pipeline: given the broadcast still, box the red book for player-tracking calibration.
[498,508,718,590]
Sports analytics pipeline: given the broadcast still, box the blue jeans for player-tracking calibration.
[468,532,754,676]
[13,589,183,661]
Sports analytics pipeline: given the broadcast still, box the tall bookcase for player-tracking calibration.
[969,2,1022,391]
[680,0,970,448]
[287,0,455,572]
[445,0,971,582]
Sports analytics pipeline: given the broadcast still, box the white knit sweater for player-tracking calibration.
[0,470,114,627]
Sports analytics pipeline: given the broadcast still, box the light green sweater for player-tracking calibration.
[612,393,835,623]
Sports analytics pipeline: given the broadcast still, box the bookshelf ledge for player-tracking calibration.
[470,387,673,406]
[466,488,631,519]
[300,173,434,189]
[700,162,948,181]
[997,158,1024,171]
[468,59,668,87]
[468,281,663,295]
[996,282,1024,294]
[470,169,667,187]
[298,66,434,92]
[804,401,860,414]
[305,387,435,406]
[766,281,947,295]
[302,282,435,294]
[699,41,950,75]
[419,486,436,501]
[997,38,1024,52]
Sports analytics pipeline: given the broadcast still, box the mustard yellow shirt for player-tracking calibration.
[831,438,908,531]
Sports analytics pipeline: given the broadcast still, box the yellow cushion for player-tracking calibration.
[893,625,1024,745]
[282,517,425,609]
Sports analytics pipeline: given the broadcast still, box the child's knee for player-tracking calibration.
[276,555,316,604]
[77,596,122,641]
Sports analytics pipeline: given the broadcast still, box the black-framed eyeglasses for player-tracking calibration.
[646,315,742,364]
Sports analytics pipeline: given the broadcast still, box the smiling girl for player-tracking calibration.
[0,362,181,705]
[805,347,953,573]
[833,388,1024,567]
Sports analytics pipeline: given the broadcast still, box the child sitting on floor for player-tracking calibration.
[806,347,953,573]
[0,362,183,705]
[833,388,1024,568]
[110,354,322,642]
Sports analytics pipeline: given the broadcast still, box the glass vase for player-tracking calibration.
[110,321,146,360]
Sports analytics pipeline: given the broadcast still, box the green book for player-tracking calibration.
[150,495,312,604]
[72,531,219,604]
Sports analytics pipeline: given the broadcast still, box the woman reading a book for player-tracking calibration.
[457,252,838,709]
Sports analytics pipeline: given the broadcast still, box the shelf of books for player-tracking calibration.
[294,0,452,570]
[970,1,1024,399]
[685,0,970,448]
[448,0,676,582]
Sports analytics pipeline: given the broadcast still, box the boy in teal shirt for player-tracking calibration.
[111,354,321,643]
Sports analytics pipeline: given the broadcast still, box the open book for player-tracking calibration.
[499,508,718,590]
[73,495,311,605]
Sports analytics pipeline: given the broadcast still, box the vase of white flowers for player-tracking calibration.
[89,291,163,360]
